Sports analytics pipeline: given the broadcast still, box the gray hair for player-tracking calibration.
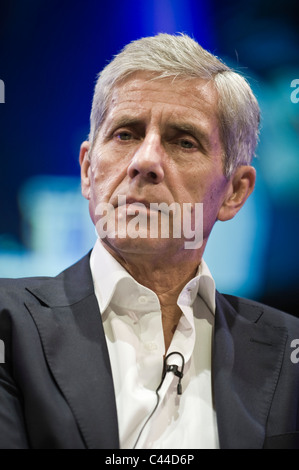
[89,33,260,178]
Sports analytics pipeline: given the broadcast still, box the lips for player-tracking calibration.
[114,195,170,214]
[114,195,153,209]
[124,197,151,208]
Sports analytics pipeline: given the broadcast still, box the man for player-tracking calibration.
[0,33,299,449]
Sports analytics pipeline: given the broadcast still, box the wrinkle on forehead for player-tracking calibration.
[109,71,218,111]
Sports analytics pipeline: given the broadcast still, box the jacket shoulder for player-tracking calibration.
[0,252,92,305]
[219,292,299,328]
[0,276,53,306]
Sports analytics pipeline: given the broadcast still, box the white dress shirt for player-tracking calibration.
[90,239,219,449]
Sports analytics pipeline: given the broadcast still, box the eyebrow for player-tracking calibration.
[104,116,144,135]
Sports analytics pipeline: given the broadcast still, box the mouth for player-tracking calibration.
[114,196,171,215]
[124,197,152,209]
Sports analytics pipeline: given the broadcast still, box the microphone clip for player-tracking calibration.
[166,364,183,379]
[163,353,185,395]
[166,364,183,395]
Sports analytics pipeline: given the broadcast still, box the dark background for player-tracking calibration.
[0,0,298,316]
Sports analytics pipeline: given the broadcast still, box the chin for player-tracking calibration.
[103,234,176,255]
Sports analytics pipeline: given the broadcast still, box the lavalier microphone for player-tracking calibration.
[162,351,185,395]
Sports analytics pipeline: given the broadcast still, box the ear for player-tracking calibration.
[79,141,91,200]
[217,165,256,221]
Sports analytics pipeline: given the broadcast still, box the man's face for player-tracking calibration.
[80,72,235,260]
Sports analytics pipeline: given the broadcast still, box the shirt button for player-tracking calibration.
[144,341,158,351]
[138,296,147,304]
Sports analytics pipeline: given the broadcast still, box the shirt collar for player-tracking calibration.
[90,238,216,315]
[178,260,216,313]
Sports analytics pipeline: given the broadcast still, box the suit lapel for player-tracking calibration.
[25,254,119,449]
[213,292,288,449]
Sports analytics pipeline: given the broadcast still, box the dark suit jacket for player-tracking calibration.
[0,253,299,449]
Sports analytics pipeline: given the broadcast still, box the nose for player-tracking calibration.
[127,134,165,184]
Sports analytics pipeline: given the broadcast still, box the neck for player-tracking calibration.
[101,239,205,352]
[101,239,202,295]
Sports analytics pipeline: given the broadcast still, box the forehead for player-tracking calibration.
[105,72,219,126]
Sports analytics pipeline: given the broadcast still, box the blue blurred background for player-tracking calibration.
[0,0,298,316]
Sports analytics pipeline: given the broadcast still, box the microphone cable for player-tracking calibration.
[133,351,185,449]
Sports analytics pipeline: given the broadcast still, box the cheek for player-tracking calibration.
[89,166,108,203]
[88,167,115,227]
[184,170,227,229]
[177,160,213,199]
[89,155,124,203]
[202,179,228,220]
[171,167,203,203]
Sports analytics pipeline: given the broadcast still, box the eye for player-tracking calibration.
[115,131,133,141]
[178,139,196,149]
